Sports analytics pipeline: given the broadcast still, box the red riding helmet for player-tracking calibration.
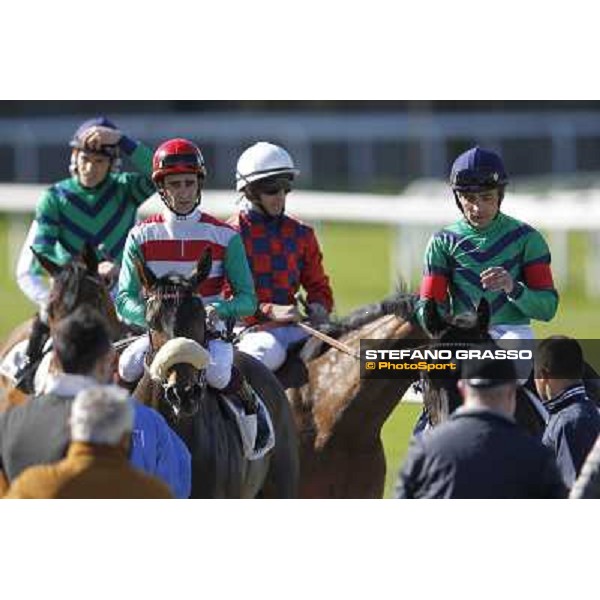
[152,138,207,185]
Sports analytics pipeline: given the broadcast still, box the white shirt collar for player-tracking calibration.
[163,206,202,225]
[43,373,98,397]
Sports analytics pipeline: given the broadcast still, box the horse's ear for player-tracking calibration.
[31,247,62,277]
[422,299,447,338]
[81,242,99,274]
[476,298,491,335]
[190,248,212,288]
[134,258,157,292]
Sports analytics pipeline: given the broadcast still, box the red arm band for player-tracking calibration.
[524,262,554,289]
[419,274,448,302]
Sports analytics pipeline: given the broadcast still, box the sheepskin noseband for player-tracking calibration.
[149,337,210,381]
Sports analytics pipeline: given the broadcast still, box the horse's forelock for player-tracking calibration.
[48,262,89,316]
[146,277,206,341]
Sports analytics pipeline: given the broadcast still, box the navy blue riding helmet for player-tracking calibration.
[450,146,509,211]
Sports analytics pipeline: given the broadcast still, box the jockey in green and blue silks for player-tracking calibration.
[416,146,559,385]
[13,117,155,392]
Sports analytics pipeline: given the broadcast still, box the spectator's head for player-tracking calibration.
[70,385,133,448]
[52,306,115,383]
[458,355,517,416]
[534,336,584,401]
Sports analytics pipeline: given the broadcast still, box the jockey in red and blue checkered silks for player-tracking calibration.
[229,142,334,372]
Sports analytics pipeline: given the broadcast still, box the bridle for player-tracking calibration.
[144,286,208,419]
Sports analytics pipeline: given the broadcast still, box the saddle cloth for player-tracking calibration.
[222,392,276,461]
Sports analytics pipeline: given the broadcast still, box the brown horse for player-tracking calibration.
[274,293,563,497]
[276,292,426,498]
[283,292,600,499]
[0,244,125,410]
[132,251,300,498]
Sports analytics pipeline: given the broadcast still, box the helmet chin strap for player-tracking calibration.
[158,183,201,217]
[246,185,285,220]
[453,187,505,214]
[250,198,284,221]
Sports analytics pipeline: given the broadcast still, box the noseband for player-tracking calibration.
[145,285,208,419]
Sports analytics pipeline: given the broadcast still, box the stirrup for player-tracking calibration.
[13,359,36,393]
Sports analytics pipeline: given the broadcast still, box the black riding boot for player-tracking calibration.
[14,313,50,393]
[221,366,258,415]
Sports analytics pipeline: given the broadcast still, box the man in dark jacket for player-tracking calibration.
[535,336,600,488]
[395,352,567,498]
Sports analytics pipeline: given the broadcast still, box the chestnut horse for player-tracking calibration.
[282,293,600,499]
[132,251,299,498]
[276,292,426,498]
[0,244,125,410]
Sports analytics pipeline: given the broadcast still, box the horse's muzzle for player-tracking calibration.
[163,381,204,418]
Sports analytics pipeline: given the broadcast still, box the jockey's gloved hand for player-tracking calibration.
[206,305,227,337]
[307,302,329,327]
[259,303,301,324]
[98,260,119,290]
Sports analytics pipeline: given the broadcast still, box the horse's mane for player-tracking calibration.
[329,288,418,337]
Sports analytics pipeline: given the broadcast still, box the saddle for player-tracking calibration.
[273,327,340,390]
[0,337,53,394]
[273,339,316,390]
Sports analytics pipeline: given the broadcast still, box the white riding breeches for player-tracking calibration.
[119,334,233,389]
[489,324,534,385]
[237,325,309,372]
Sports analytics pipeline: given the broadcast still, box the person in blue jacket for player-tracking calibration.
[535,336,600,488]
[0,306,191,498]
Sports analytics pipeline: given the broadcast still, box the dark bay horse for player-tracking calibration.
[0,243,125,410]
[132,251,299,498]
[417,298,548,434]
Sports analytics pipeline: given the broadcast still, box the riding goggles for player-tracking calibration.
[451,169,507,192]
[158,153,203,169]
[253,177,293,196]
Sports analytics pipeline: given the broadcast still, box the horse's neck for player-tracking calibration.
[105,306,127,341]
[307,315,423,447]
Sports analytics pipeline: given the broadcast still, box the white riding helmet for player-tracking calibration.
[235,142,300,192]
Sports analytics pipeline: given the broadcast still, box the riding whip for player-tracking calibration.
[296,321,360,360]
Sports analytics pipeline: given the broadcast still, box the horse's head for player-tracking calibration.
[422,298,491,343]
[33,242,120,337]
[138,248,212,419]
[420,298,492,426]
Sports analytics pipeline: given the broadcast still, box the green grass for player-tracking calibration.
[1,216,598,497]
